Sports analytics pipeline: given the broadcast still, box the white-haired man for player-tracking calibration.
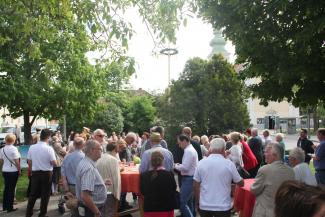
[93,129,107,153]
[289,147,317,186]
[251,143,294,217]
[248,128,263,177]
[193,138,243,217]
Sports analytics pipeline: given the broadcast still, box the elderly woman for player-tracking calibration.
[0,134,20,212]
[226,132,244,168]
[275,133,285,151]
[200,135,209,157]
[289,147,317,186]
[140,151,177,217]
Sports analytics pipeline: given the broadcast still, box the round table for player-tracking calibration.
[234,179,256,217]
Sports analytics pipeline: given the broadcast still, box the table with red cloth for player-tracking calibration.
[121,164,141,194]
[234,179,256,217]
[119,164,143,217]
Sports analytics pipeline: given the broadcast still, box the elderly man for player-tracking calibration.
[96,144,121,217]
[26,129,57,217]
[93,129,107,153]
[75,140,108,217]
[248,128,263,177]
[275,133,285,151]
[119,132,136,163]
[194,138,243,217]
[139,132,174,173]
[313,128,325,185]
[251,143,294,217]
[261,130,272,148]
[61,137,85,216]
[297,128,314,164]
[175,134,198,217]
[288,147,317,186]
[140,126,168,157]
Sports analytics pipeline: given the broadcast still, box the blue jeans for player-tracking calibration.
[180,176,194,217]
[315,170,325,185]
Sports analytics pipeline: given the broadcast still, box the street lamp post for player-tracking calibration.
[160,48,178,85]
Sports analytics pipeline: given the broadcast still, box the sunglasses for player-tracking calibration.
[97,134,105,137]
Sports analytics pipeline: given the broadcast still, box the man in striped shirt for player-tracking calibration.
[75,140,109,217]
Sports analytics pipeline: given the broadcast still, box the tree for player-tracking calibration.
[0,0,186,144]
[196,0,325,107]
[124,96,157,134]
[157,54,249,137]
[89,103,124,135]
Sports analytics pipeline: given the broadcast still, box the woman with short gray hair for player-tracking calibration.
[289,147,317,186]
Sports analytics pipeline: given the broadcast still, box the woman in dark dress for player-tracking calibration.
[140,151,177,217]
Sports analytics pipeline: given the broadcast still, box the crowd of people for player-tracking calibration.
[0,126,325,217]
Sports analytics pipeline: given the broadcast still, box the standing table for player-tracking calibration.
[119,164,143,217]
[233,179,256,217]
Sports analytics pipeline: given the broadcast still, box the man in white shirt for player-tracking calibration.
[175,134,198,217]
[289,147,317,186]
[26,129,57,217]
[194,138,244,217]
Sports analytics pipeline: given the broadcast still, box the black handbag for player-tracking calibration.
[236,165,251,179]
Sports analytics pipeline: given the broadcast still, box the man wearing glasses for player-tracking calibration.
[93,129,108,153]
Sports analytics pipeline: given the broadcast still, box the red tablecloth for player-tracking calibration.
[234,179,256,217]
[120,165,140,194]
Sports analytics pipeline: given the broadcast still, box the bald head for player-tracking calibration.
[182,127,192,137]
[73,137,85,150]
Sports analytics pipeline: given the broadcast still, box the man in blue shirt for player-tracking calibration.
[313,128,325,185]
[139,132,174,173]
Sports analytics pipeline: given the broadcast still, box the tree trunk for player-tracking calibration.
[23,111,32,145]
[313,106,319,131]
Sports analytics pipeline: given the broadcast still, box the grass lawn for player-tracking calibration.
[0,169,29,202]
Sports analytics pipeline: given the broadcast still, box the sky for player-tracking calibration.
[125,11,235,93]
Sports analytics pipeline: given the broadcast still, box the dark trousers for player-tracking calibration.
[248,163,260,178]
[2,171,19,211]
[199,209,231,217]
[26,171,52,217]
[316,170,325,185]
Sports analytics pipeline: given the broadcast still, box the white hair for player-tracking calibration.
[209,138,226,152]
[93,129,105,136]
[268,142,284,160]
[251,128,258,136]
[289,147,305,163]
[126,132,137,140]
[275,133,284,142]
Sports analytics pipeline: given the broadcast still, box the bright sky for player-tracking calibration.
[126,11,235,93]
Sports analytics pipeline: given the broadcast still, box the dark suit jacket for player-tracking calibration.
[297,138,314,163]
[248,137,263,164]
[173,139,203,163]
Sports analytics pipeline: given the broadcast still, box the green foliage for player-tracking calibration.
[157,54,250,138]
[124,96,157,134]
[0,0,186,143]
[89,103,124,135]
[196,0,325,107]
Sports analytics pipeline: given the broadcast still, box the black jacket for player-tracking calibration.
[297,138,314,163]
[248,137,263,164]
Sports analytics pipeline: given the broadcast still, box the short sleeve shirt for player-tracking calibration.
[314,141,325,170]
[194,154,242,211]
[0,145,20,172]
[27,141,56,171]
[75,157,107,205]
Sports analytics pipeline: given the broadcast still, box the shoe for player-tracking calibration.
[7,208,18,213]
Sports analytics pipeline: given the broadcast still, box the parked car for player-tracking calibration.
[0,125,24,146]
